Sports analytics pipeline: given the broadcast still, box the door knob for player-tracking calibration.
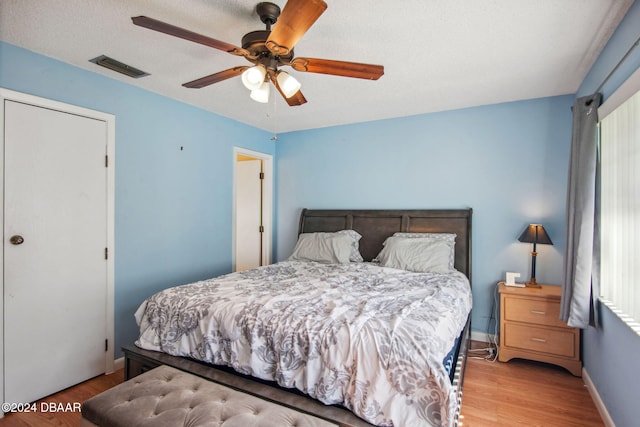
[10,235,24,245]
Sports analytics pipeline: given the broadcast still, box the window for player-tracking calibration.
[599,80,640,334]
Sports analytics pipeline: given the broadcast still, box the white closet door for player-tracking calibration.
[3,100,107,404]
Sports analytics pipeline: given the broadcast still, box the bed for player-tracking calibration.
[129,208,473,427]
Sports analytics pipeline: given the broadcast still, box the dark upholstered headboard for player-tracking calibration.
[298,208,473,282]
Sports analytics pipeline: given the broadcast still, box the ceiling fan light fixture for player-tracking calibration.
[276,71,301,98]
[250,82,270,103]
[241,65,267,90]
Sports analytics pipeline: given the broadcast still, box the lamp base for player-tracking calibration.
[525,278,542,288]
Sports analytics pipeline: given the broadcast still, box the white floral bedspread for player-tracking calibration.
[135,261,472,427]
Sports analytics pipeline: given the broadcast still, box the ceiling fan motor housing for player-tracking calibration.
[242,30,294,67]
[256,2,281,27]
[243,3,293,68]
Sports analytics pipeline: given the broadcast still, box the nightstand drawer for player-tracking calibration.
[504,297,566,328]
[504,323,576,358]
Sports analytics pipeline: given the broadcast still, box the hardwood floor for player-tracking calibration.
[0,369,124,427]
[460,345,604,427]
[0,343,604,427]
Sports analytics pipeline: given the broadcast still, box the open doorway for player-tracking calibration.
[233,148,273,271]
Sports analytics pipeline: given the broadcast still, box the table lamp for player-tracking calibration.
[518,224,553,288]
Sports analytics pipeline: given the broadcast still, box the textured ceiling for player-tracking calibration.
[0,0,634,132]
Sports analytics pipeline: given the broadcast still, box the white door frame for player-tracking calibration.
[0,88,115,413]
[232,147,273,270]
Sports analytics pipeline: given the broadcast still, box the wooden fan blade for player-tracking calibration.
[265,0,327,56]
[270,73,307,106]
[183,66,248,88]
[290,57,384,80]
[132,16,247,56]
[281,88,307,106]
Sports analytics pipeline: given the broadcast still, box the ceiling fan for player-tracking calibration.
[132,0,384,106]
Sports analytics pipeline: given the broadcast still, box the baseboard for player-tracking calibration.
[113,356,125,372]
[582,368,615,427]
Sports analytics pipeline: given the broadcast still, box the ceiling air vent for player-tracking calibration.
[89,55,149,78]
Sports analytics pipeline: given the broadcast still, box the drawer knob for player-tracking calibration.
[530,310,547,315]
[531,337,547,343]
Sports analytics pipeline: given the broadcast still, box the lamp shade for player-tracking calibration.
[276,71,301,98]
[241,65,267,91]
[249,82,270,103]
[518,224,553,245]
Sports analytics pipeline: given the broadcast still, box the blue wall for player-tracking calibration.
[275,96,574,334]
[0,42,276,356]
[575,2,640,426]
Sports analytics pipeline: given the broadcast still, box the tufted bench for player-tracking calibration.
[81,365,338,427]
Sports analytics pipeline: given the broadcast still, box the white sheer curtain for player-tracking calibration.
[561,93,602,328]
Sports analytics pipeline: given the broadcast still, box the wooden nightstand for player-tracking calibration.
[498,282,581,376]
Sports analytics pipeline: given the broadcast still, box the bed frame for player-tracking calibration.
[123,208,473,427]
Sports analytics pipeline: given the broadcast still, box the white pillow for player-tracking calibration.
[336,229,364,262]
[392,232,456,269]
[375,236,453,273]
[288,232,353,264]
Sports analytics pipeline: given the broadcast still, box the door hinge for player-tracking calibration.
[259,225,264,233]
[105,247,108,260]
[105,155,109,167]
[259,172,265,180]
[105,339,109,352]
